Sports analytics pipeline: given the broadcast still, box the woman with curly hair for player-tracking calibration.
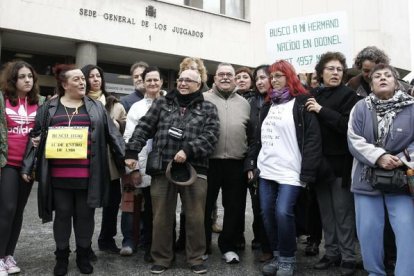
[306,52,361,276]
[0,61,43,275]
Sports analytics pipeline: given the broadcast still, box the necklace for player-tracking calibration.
[63,103,82,127]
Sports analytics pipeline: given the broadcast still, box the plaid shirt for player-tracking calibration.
[126,89,220,173]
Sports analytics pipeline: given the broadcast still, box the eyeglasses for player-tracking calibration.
[216,72,234,78]
[269,74,286,80]
[177,78,199,84]
[324,66,344,73]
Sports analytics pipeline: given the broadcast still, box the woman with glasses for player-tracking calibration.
[305,52,361,276]
[175,58,215,252]
[246,60,321,276]
[179,57,210,92]
[125,68,219,274]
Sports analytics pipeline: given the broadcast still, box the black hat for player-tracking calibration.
[165,161,197,186]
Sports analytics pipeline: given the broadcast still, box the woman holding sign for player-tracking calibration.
[0,61,43,276]
[21,64,125,276]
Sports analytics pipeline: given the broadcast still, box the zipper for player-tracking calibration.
[299,104,305,154]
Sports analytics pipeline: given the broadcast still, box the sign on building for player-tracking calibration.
[265,12,351,73]
[106,83,134,95]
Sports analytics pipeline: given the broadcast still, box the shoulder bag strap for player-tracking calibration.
[371,107,380,147]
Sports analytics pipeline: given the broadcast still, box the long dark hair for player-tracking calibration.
[0,61,40,106]
[81,64,108,97]
[105,94,120,113]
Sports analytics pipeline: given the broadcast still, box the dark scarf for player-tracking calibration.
[360,76,371,95]
[176,90,201,107]
[269,87,292,104]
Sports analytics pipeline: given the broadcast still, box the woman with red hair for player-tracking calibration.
[246,60,322,276]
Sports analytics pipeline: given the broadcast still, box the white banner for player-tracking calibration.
[265,12,351,73]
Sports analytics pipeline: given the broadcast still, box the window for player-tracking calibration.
[161,0,247,19]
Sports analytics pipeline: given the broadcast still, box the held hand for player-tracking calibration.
[247,170,254,181]
[125,159,137,170]
[31,136,40,148]
[174,150,187,163]
[130,171,142,187]
[305,98,322,113]
[21,173,32,183]
[376,154,402,170]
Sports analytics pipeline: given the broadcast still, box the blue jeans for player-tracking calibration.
[259,178,302,257]
[355,193,414,276]
[121,212,135,249]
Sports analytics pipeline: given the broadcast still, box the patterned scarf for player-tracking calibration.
[366,90,414,145]
[269,87,292,104]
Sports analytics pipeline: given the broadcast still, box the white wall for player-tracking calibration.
[0,0,412,70]
[0,0,252,65]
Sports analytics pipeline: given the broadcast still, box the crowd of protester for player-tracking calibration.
[0,45,414,276]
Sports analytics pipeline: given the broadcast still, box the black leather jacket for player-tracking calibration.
[22,96,125,223]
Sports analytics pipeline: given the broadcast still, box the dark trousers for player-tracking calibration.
[205,159,247,254]
[237,186,261,245]
[53,188,95,249]
[98,179,121,246]
[249,186,262,242]
[141,186,153,249]
[304,187,322,244]
[0,166,33,256]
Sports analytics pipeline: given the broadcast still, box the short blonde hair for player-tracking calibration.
[179,57,208,83]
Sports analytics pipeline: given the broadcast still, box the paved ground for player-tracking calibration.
[15,183,368,275]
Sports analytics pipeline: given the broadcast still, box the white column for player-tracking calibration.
[76,42,97,68]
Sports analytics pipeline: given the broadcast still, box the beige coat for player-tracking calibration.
[108,102,126,180]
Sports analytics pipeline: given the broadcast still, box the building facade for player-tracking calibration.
[0,0,412,94]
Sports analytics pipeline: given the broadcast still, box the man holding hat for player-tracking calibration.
[125,69,220,274]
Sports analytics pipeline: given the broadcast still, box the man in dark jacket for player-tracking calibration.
[347,46,411,97]
[120,61,148,112]
[125,69,219,274]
